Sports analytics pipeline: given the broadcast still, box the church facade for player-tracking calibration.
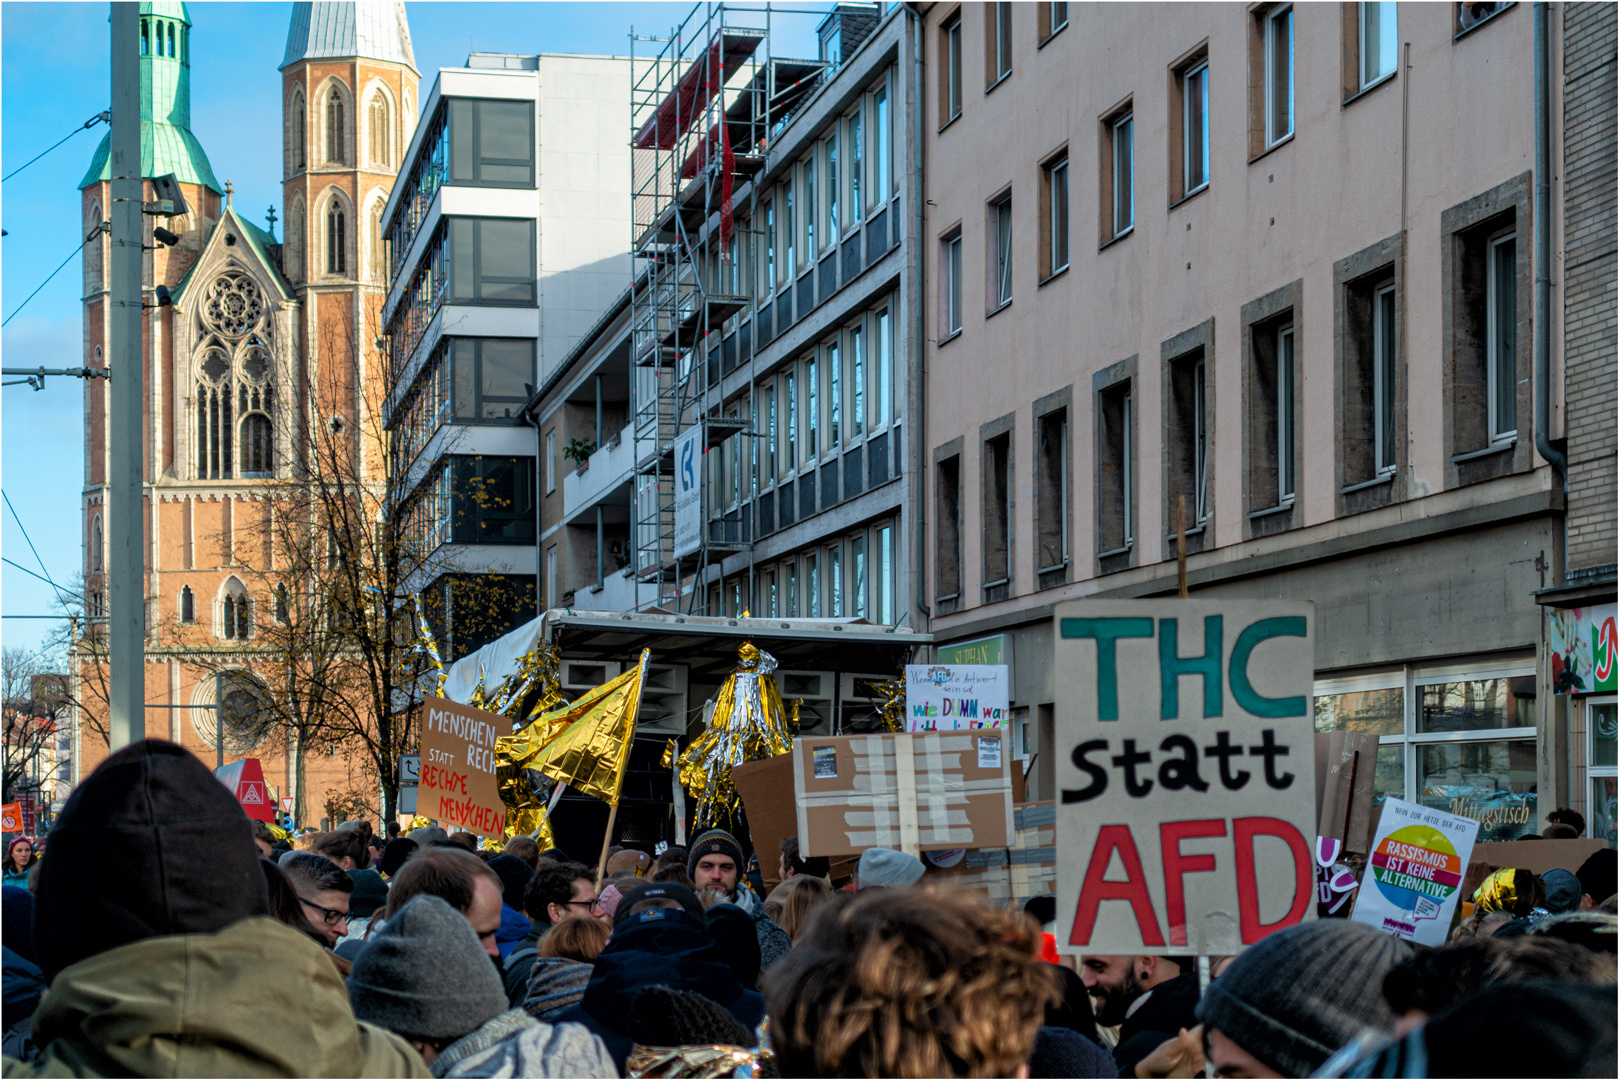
[74,0,419,825]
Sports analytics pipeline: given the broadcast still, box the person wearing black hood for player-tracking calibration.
[552,880,766,1073]
[8,739,427,1077]
[1078,954,1201,1078]
[2,886,45,1062]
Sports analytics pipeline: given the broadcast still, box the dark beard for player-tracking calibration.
[1091,968,1145,1027]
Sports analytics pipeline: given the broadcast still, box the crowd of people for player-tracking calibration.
[1,739,1615,1077]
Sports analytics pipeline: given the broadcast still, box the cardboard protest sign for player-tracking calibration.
[0,803,20,833]
[1462,837,1610,900]
[926,801,1057,904]
[905,664,1011,731]
[1053,599,1317,955]
[794,731,1015,858]
[1314,731,1381,853]
[419,696,508,840]
[1352,798,1479,945]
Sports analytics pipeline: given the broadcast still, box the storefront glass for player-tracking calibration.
[1417,738,1537,842]
[1589,700,1616,847]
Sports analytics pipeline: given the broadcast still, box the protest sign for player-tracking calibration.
[1314,730,1381,853]
[1352,797,1479,946]
[926,801,1057,904]
[214,758,275,822]
[419,696,508,840]
[794,731,1015,858]
[1462,836,1609,900]
[905,664,1011,731]
[0,803,19,833]
[1053,599,1316,955]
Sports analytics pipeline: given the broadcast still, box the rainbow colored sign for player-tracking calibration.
[1352,798,1479,946]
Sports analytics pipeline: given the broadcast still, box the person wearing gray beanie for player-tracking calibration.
[1196,919,1413,1078]
[348,894,615,1077]
[856,846,926,889]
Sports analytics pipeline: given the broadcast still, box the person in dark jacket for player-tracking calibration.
[2,886,45,1061]
[1078,955,1201,1078]
[486,853,536,961]
[686,828,791,971]
[554,896,765,1074]
[503,860,598,1006]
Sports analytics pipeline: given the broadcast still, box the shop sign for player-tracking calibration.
[904,664,1011,730]
[1352,797,1479,947]
[937,634,1013,679]
[1053,599,1317,955]
[1550,604,1617,695]
[673,426,702,559]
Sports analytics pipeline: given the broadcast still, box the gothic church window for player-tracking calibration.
[370,200,386,283]
[290,89,307,174]
[195,273,275,480]
[286,198,305,280]
[326,89,345,164]
[222,578,251,640]
[327,204,347,275]
[368,91,390,168]
[180,585,195,624]
[90,516,103,573]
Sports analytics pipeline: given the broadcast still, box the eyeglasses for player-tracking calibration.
[300,897,349,926]
[565,898,601,912]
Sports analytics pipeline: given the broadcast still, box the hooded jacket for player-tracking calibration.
[553,908,765,1073]
[5,917,428,1078]
[728,885,792,971]
[429,1008,614,1079]
[494,905,530,961]
[1,947,44,1063]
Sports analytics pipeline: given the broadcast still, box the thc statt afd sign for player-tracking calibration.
[1054,600,1316,955]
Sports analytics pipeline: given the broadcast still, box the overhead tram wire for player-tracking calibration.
[1,558,80,605]
[4,489,64,593]
[1,225,106,328]
[2,111,109,183]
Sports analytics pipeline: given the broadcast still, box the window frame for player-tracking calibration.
[1264,5,1295,149]
[1358,1,1398,91]
[942,229,964,339]
[447,217,536,307]
[1586,698,1618,842]
[1486,231,1518,444]
[1042,151,1070,280]
[942,13,964,126]
[988,191,1013,311]
[1039,1,1069,44]
[447,98,536,189]
[1276,321,1297,503]
[987,2,1013,90]
[1372,281,1398,475]
[1182,60,1211,197]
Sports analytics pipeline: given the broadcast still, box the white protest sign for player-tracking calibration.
[1054,599,1317,955]
[1351,798,1479,946]
[905,664,1011,731]
[673,426,702,559]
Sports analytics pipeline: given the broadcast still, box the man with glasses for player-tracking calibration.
[503,860,600,1005]
[279,850,355,948]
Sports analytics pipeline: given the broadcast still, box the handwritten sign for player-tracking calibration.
[419,696,508,840]
[905,664,1011,731]
[1352,797,1478,946]
[1053,599,1317,955]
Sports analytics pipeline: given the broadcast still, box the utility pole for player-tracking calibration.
[107,4,144,750]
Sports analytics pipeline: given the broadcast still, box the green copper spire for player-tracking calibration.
[80,1,222,194]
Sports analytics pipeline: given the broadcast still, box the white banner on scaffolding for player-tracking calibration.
[673,425,702,560]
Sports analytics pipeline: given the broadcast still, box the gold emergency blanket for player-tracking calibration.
[674,643,792,831]
[627,1044,761,1079]
[517,648,651,805]
[1473,866,1539,917]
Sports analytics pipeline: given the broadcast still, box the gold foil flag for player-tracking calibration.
[676,642,792,830]
[524,649,650,805]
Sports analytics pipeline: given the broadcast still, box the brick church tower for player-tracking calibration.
[71,2,417,825]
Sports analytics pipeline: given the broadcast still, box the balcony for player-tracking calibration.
[563,424,639,523]
[573,566,662,613]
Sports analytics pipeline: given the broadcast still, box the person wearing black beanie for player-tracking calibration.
[13,740,428,1078]
[379,836,418,879]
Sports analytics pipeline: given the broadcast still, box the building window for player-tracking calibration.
[942,13,963,124]
[326,205,346,275]
[90,515,103,573]
[1039,2,1069,42]
[326,89,346,164]
[827,338,841,446]
[1487,233,1518,442]
[1315,665,1539,841]
[222,580,251,641]
[1588,700,1617,844]
[1042,153,1069,278]
[942,230,963,337]
[448,218,535,305]
[368,90,391,168]
[274,583,289,624]
[825,133,839,240]
[784,179,796,275]
[876,305,893,426]
[1276,324,1297,501]
[1263,5,1294,149]
[802,157,816,261]
[545,430,556,493]
[448,99,535,187]
[936,453,962,605]
[1098,380,1134,559]
[179,585,194,624]
[877,522,895,625]
[1455,1,1512,36]
[826,545,840,617]
[289,89,307,174]
[805,355,819,459]
[1181,59,1210,196]
[848,109,863,225]
[987,2,1013,87]
[1102,107,1134,241]
[1359,2,1398,89]
[452,338,533,420]
[1035,408,1069,587]
[851,534,868,618]
[449,456,536,544]
[370,201,386,283]
[989,193,1013,309]
[873,81,892,201]
[983,430,1012,601]
[763,199,776,293]
[849,322,865,438]
[1249,312,1298,515]
[1373,281,1399,474]
[241,413,274,476]
[785,369,797,470]
[546,545,556,607]
[1167,348,1210,529]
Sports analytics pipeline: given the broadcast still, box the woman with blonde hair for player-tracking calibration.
[773,873,834,943]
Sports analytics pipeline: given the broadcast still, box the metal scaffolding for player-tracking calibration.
[628,1,828,613]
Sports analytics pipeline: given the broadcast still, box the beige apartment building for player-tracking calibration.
[919,2,1617,839]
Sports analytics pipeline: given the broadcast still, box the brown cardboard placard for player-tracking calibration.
[1314,731,1381,853]
[794,731,1016,858]
[732,752,797,890]
[1462,837,1610,899]
[927,801,1057,905]
[419,696,507,840]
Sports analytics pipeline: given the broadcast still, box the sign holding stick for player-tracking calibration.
[419,696,508,840]
[1054,599,1317,955]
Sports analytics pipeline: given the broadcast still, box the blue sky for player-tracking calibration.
[1,1,828,657]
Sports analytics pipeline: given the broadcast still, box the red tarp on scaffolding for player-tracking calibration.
[633,30,765,151]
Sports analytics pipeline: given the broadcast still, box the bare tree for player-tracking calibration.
[3,647,64,805]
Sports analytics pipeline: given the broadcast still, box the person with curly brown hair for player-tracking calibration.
[763,886,1063,1078]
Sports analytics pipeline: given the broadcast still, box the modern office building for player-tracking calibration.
[534,1,925,653]
[917,1,1615,834]
[380,51,632,658]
